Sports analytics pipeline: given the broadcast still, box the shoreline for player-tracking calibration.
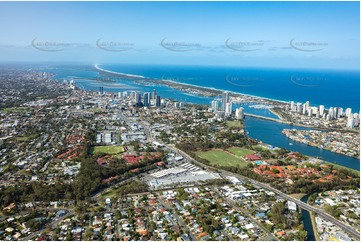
[94,64,359,132]
[93,64,289,105]
[73,66,360,170]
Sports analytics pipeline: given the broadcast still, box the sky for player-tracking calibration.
[0,1,359,70]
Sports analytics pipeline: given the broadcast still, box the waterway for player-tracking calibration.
[43,65,360,171]
[244,116,360,171]
[301,194,316,241]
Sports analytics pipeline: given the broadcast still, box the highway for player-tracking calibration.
[169,145,360,240]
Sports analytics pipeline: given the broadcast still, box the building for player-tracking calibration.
[211,100,219,112]
[143,92,150,106]
[296,102,302,113]
[290,101,295,112]
[225,102,232,117]
[346,116,355,129]
[152,89,157,100]
[235,107,244,120]
[99,86,104,95]
[319,105,325,116]
[328,107,334,120]
[222,92,230,111]
[345,108,352,118]
[156,95,161,108]
[287,201,297,212]
[134,92,142,105]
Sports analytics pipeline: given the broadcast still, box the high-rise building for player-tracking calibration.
[290,101,295,112]
[345,108,352,118]
[353,113,360,126]
[156,95,161,108]
[123,91,128,97]
[319,105,325,116]
[99,86,104,95]
[130,91,136,99]
[135,92,141,105]
[225,102,232,117]
[235,107,244,120]
[179,102,184,108]
[296,103,302,113]
[143,92,150,106]
[346,117,355,129]
[308,108,312,117]
[337,107,343,118]
[211,100,219,112]
[285,105,290,112]
[302,104,307,115]
[333,107,338,119]
[222,92,230,111]
[152,89,157,100]
[305,101,310,111]
[328,107,334,120]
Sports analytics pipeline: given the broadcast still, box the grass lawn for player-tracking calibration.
[1,107,29,113]
[93,146,124,155]
[196,149,248,168]
[227,147,254,157]
[289,193,307,200]
[324,161,360,176]
[226,120,243,128]
[15,134,37,142]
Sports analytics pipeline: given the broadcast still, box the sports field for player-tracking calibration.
[227,147,254,157]
[93,146,124,155]
[196,149,248,168]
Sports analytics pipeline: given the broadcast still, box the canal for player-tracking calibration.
[244,116,360,171]
[301,195,316,241]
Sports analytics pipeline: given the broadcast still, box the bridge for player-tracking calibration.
[244,113,291,124]
[171,145,360,240]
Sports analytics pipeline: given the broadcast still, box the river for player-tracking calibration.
[244,116,360,171]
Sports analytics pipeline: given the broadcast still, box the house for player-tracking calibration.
[287,201,297,212]
[245,154,261,161]
[56,210,66,217]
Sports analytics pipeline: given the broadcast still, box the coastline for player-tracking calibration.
[93,64,289,105]
[94,63,360,136]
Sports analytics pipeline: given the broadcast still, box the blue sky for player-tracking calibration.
[0,1,359,69]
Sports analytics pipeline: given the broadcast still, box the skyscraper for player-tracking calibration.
[290,101,295,112]
[211,100,219,112]
[222,92,230,111]
[225,102,232,117]
[135,92,141,105]
[347,116,355,129]
[152,89,157,100]
[235,107,244,120]
[296,103,302,113]
[156,95,161,108]
[319,105,325,116]
[345,108,352,118]
[143,92,150,106]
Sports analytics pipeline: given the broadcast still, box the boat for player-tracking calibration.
[289,143,293,146]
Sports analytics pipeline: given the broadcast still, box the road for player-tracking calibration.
[158,196,197,241]
[213,188,278,241]
[20,210,75,241]
[169,145,360,240]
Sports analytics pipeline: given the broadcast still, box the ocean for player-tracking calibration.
[40,64,360,169]
[100,64,360,112]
